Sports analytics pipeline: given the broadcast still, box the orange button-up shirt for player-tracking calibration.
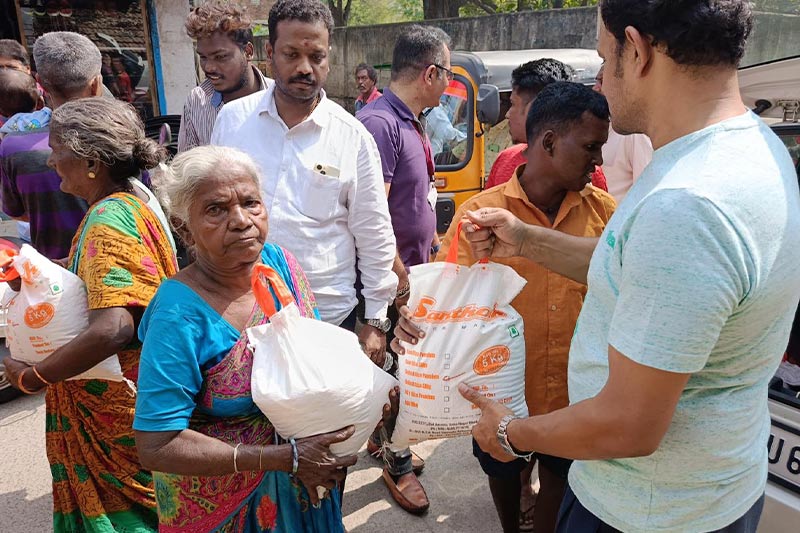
[437,169,616,415]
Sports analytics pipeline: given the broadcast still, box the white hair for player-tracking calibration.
[152,145,262,229]
[33,32,101,94]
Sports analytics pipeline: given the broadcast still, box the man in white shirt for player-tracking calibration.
[211,0,397,360]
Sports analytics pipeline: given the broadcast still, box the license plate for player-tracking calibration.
[768,419,800,495]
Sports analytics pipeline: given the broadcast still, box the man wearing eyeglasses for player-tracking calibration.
[356,24,453,516]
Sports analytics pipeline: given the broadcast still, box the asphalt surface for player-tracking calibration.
[0,219,501,532]
[0,386,502,532]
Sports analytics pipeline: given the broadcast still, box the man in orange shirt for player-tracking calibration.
[437,82,615,533]
[485,59,607,193]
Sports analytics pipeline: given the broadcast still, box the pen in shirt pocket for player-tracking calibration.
[313,163,341,178]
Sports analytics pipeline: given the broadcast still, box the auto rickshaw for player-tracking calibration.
[430,48,603,233]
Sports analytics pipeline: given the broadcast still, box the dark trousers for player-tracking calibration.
[341,305,414,477]
[556,485,765,533]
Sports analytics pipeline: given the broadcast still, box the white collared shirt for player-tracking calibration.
[211,85,397,325]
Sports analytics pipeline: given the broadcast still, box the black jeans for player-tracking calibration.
[556,485,765,533]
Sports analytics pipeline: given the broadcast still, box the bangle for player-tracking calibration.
[17,369,38,395]
[396,282,410,300]
[258,446,264,471]
[31,366,51,386]
[289,438,299,475]
[233,443,242,474]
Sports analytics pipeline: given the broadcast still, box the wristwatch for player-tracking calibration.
[496,414,533,461]
[365,317,392,333]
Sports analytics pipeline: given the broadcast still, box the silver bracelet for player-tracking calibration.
[396,282,410,300]
[233,442,242,474]
[289,438,299,475]
[382,352,395,372]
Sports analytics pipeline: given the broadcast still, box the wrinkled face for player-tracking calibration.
[267,20,330,103]
[196,32,252,94]
[47,134,92,199]
[546,111,609,191]
[597,22,643,135]
[355,69,374,96]
[507,88,535,145]
[186,167,268,267]
[0,57,29,73]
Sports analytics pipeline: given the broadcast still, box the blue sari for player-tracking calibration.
[135,244,342,532]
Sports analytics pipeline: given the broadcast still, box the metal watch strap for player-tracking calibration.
[365,317,391,333]
[497,414,533,461]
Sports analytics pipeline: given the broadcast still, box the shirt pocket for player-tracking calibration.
[298,168,343,222]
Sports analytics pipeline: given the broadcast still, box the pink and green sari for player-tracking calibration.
[138,244,344,532]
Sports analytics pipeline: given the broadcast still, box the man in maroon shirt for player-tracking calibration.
[485,59,607,193]
[354,63,382,112]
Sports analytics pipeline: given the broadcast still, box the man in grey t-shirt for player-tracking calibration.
[393,1,800,532]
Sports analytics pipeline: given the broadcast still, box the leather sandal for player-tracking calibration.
[381,468,430,515]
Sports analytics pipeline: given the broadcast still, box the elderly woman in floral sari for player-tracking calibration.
[2,97,177,532]
[133,146,375,532]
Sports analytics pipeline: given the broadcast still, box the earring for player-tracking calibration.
[88,171,96,179]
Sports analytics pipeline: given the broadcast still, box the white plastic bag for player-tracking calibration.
[391,224,529,451]
[248,264,398,457]
[2,244,123,381]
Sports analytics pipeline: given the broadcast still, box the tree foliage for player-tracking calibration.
[340,0,599,27]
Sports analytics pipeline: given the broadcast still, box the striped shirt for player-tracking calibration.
[177,65,271,153]
[0,128,88,259]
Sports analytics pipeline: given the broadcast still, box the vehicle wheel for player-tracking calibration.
[0,363,23,404]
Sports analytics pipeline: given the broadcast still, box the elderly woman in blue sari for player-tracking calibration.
[133,146,372,532]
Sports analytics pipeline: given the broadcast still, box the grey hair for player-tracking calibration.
[152,145,262,228]
[33,32,101,94]
[50,97,165,184]
[391,25,451,82]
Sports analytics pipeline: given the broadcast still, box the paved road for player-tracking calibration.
[0,389,502,532]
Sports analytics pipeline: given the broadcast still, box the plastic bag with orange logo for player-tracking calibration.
[1,244,123,381]
[390,223,529,451]
[248,264,399,458]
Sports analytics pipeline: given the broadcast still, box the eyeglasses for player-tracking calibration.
[433,63,454,81]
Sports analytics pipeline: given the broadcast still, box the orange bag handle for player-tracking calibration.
[251,263,295,318]
[0,249,20,282]
[445,220,489,265]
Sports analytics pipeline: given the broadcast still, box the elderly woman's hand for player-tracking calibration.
[295,425,358,506]
[1,356,42,393]
[373,385,400,441]
[389,305,425,355]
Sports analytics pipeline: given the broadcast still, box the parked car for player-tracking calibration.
[739,55,800,531]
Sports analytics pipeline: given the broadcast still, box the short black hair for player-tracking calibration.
[0,39,29,67]
[511,58,573,100]
[0,69,38,117]
[268,0,334,46]
[355,62,377,83]
[391,25,451,82]
[600,0,753,67]
[526,82,610,144]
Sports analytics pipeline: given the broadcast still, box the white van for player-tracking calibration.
[739,55,800,531]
